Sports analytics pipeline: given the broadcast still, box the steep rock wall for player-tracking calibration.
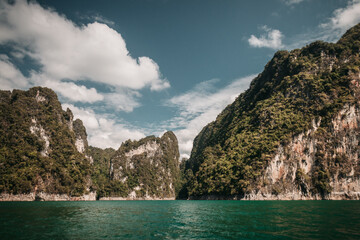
[100,132,180,200]
[0,87,94,201]
[250,103,360,200]
[190,104,360,200]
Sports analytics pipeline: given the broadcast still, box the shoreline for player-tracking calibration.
[188,191,360,200]
[0,192,175,201]
[1,192,360,201]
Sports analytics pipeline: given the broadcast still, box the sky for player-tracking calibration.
[0,0,360,159]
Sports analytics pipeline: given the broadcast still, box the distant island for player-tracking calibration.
[1,24,360,201]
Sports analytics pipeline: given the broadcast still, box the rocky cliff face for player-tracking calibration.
[101,132,180,200]
[238,103,360,200]
[0,87,95,201]
[181,23,360,200]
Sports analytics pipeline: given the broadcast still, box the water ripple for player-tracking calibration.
[0,200,359,239]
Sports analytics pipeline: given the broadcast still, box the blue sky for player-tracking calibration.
[0,0,360,158]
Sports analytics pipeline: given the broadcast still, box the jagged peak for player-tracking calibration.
[118,135,158,152]
[161,131,177,142]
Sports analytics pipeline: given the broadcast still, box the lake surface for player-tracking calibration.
[0,201,359,239]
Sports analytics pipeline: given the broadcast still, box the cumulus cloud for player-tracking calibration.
[0,0,169,103]
[30,74,105,103]
[248,25,284,49]
[320,0,360,33]
[0,55,29,90]
[165,75,256,158]
[103,91,142,112]
[62,104,146,149]
[0,0,171,150]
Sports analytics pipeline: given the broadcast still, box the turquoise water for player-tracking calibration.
[0,201,359,239]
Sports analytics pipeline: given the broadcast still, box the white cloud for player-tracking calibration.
[0,56,29,90]
[10,51,25,59]
[283,0,304,6]
[62,104,146,149]
[248,25,284,49]
[63,104,99,130]
[285,0,360,49]
[0,0,169,104]
[165,75,256,158]
[320,0,360,32]
[92,14,115,26]
[77,13,115,26]
[32,75,104,103]
[0,0,168,151]
[103,91,141,112]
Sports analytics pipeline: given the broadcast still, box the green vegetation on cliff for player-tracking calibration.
[0,86,181,199]
[0,87,92,196]
[103,132,180,199]
[88,146,116,199]
[180,23,360,199]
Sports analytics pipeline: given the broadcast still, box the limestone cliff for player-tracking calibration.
[181,23,360,200]
[0,87,95,201]
[100,132,180,200]
[199,103,360,200]
[0,86,181,201]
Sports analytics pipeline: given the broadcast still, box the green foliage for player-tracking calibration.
[271,184,282,196]
[88,146,116,199]
[312,169,332,196]
[94,131,180,199]
[177,166,196,199]
[0,87,91,196]
[0,87,181,199]
[183,23,360,198]
[295,168,310,194]
[192,145,234,196]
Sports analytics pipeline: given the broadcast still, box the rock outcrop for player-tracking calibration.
[181,23,360,200]
[254,103,360,200]
[99,132,180,200]
[0,87,95,201]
